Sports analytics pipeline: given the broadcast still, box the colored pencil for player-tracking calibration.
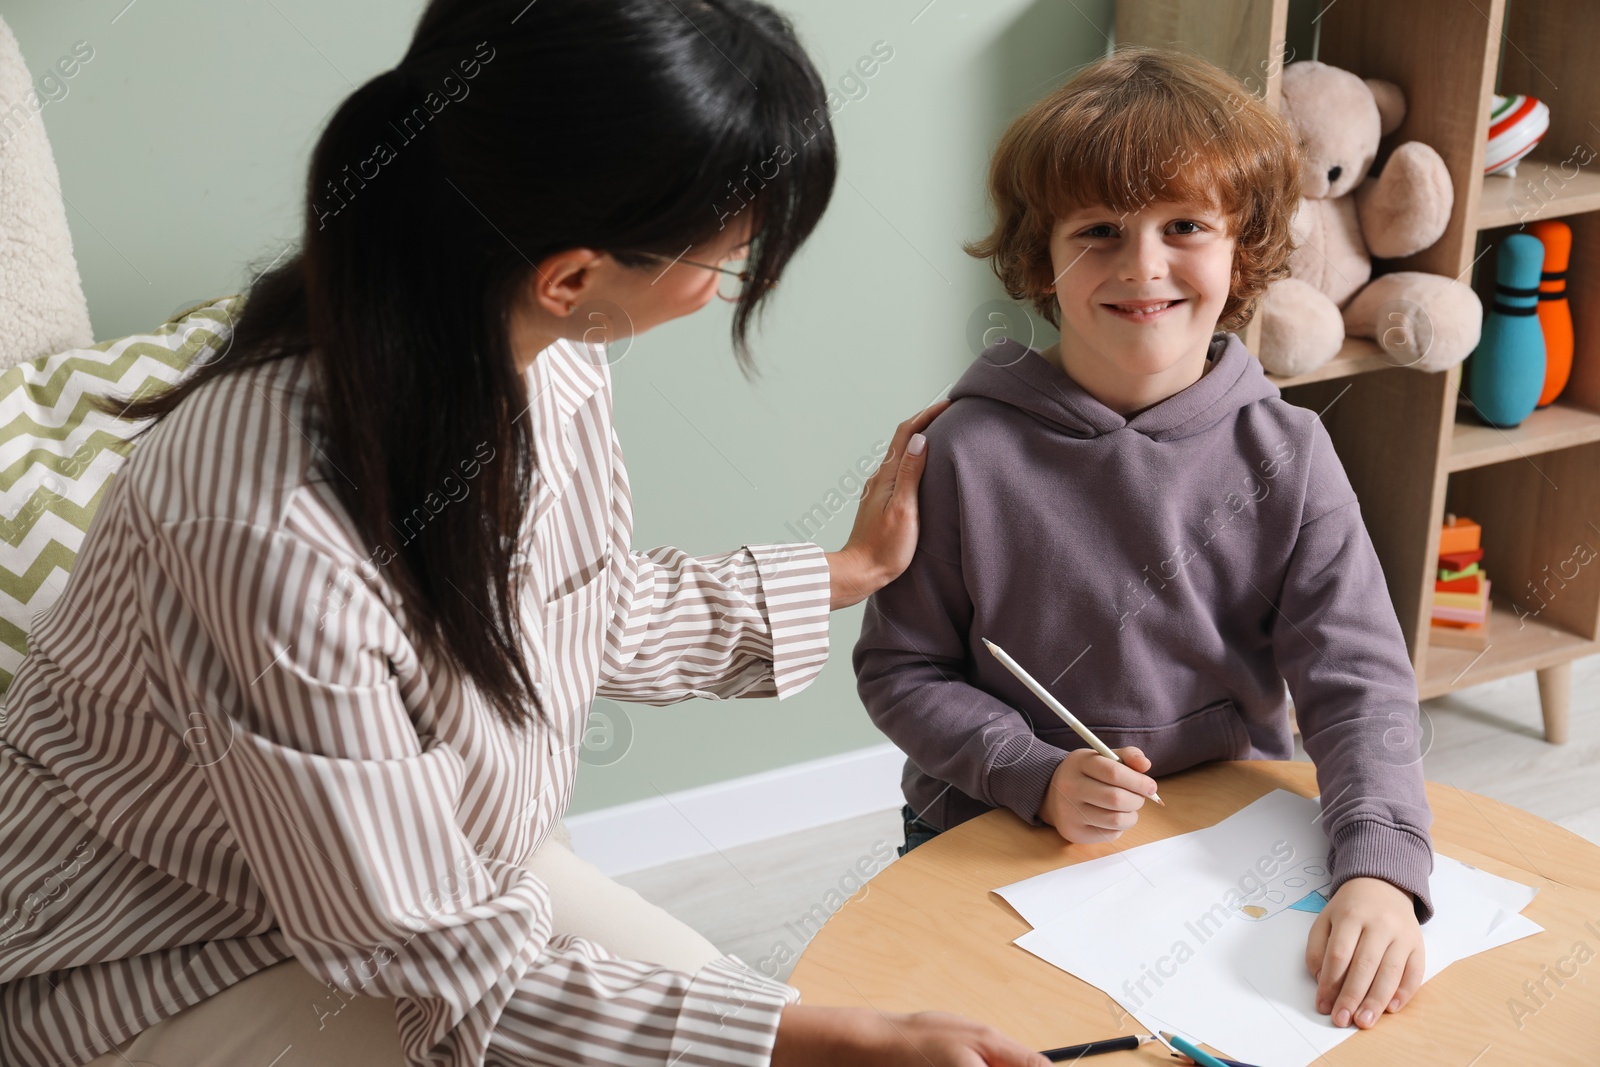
[1160,1030,1231,1067]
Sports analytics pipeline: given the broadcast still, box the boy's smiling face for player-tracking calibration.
[1042,198,1237,416]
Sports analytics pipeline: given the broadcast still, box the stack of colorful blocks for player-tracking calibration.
[1432,514,1490,650]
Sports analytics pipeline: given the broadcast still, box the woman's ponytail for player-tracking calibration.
[300,61,545,727]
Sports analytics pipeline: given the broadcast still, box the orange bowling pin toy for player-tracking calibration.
[1527,219,1573,407]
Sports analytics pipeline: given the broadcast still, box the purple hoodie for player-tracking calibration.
[854,331,1435,921]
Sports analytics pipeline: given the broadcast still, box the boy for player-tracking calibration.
[853,46,1433,1035]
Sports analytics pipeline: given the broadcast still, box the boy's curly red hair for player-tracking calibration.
[964,45,1301,333]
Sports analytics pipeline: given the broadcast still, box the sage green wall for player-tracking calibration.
[11,1,1292,813]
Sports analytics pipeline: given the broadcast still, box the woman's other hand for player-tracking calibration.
[826,399,951,611]
[773,1004,1050,1067]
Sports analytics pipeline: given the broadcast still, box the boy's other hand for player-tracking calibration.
[1037,746,1157,843]
[1305,876,1425,1029]
[827,399,951,611]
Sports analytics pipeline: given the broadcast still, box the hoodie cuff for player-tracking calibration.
[1329,819,1436,924]
[985,733,1070,827]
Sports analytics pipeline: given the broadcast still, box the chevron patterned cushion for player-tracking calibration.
[0,294,242,696]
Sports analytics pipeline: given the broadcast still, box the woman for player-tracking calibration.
[0,1,1049,1065]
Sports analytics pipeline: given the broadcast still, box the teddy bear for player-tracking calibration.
[1255,60,1482,378]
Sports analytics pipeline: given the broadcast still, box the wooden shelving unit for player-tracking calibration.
[1116,0,1600,743]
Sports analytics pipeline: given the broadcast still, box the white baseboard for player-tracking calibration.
[565,743,906,877]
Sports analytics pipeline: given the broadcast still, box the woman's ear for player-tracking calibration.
[530,248,606,316]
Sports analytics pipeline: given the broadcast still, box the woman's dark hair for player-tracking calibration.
[94,0,838,730]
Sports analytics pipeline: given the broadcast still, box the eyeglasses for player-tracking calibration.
[631,250,772,303]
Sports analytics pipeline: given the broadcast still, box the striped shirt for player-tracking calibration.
[0,338,833,1066]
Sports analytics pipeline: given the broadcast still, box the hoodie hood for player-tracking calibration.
[948,331,1280,442]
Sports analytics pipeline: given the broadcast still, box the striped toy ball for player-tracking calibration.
[1486,93,1549,176]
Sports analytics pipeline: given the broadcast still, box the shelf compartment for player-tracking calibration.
[1420,597,1595,699]
[1438,440,1600,656]
[1477,163,1600,231]
[1491,0,1600,240]
[1317,0,1503,283]
[1461,207,1600,472]
[1448,399,1600,471]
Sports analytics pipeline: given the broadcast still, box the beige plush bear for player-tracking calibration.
[1256,60,1482,378]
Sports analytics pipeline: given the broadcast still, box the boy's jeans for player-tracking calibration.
[898,804,945,857]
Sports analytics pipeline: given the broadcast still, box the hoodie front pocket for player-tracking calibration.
[1050,698,1251,777]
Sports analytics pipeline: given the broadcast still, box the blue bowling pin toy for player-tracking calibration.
[1468,232,1547,428]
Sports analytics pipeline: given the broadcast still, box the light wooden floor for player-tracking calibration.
[617,654,1600,980]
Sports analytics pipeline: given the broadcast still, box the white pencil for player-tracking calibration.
[982,637,1165,806]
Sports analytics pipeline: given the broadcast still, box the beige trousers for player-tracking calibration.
[82,832,722,1067]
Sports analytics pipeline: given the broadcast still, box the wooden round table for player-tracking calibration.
[790,761,1600,1063]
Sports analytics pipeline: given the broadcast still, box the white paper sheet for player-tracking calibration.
[996,790,1543,1067]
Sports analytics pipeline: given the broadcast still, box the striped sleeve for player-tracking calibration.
[146,515,796,1067]
[596,541,831,704]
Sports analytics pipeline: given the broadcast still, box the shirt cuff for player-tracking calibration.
[669,955,800,1067]
[1329,818,1436,923]
[745,542,831,700]
[984,732,1071,827]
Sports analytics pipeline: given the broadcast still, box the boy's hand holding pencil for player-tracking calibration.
[981,639,1164,844]
[1037,746,1159,844]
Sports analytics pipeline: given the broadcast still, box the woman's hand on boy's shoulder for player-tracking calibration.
[1305,876,1425,1030]
[1037,746,1158,844]
[828,399,952,610]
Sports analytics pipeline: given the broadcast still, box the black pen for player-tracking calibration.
[1041,1034,1156,1061]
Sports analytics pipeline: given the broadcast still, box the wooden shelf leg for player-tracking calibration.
[1536,660,1572,744]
